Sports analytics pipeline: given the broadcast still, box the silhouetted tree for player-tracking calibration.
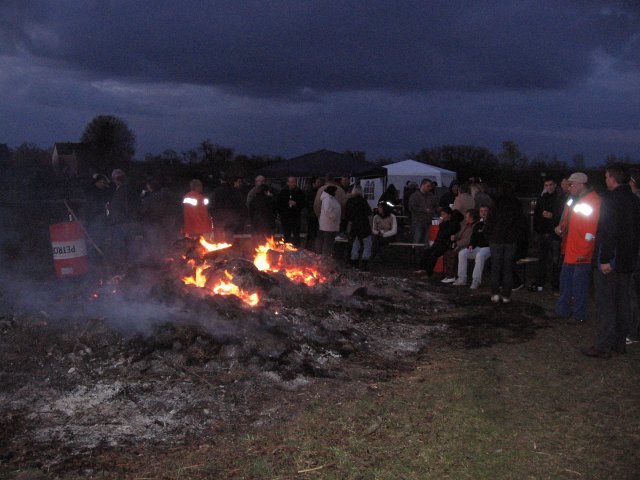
[0,144,11,164]
[200,140,234,171]
[572,153,586,170]
[412,145,499,183]
[81,115,136,171]
[12,142,51,168]
[499,140,528,169]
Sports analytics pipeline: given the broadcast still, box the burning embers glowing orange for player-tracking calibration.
[253,237,326,286]
[182,235,324,306]
[183,266,260,307]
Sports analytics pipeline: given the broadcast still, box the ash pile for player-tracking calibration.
[0,237,448,470]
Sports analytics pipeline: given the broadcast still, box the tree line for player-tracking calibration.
[1,115,637,197]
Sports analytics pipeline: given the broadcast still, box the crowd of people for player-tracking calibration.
[78,164,640,358]
[408,166,640,358]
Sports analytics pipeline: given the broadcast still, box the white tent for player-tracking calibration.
[385,160,457,197]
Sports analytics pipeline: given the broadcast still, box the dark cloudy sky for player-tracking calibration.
[1,1,639,164]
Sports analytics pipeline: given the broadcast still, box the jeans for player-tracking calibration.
[490,243,516,297]
[458,246,491,283]
[351,235,372,261]
[412,220,430,244]
[536,233,561,288]
[594,269,632,352]
[555,263,591,321]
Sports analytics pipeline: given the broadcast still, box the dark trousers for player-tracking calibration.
[536,233,561,288]
[594,269,632,352]
[419,242,449,275]
[281,216,301,246]
[317,230,337,255]
[490,243,516,297]
[306,217,319,252]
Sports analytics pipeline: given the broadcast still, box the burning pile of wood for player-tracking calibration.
[178,236,330,307]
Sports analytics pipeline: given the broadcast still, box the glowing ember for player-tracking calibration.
[253,237,326,286]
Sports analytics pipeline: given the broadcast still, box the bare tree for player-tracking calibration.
[81,115,136,171]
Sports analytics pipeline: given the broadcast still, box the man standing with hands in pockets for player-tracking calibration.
[582,164,640,358]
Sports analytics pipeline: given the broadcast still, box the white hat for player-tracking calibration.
[567,172,588,184]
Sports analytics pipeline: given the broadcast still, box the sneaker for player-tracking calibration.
[490,294,501,303]
[528,284,543,292]
[625,336,639,345]
[452,278,467,286]
[502,296,511,304]
[470,281,480,290]
[512,283,524,291]
[441,277,456,284]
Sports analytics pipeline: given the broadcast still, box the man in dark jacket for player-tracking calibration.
[345,185,373,270]
[212,176,247,242]
[582,164,640,357]
[485,182,527,303]
[139,177,180,260]
[530,177,565,292]
[276,176,306,246]
[108,169,141,272]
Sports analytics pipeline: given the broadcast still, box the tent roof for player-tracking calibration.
[260,149,386,178]
[385,159,456,175]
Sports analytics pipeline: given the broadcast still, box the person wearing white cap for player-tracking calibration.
[553,172,601,324]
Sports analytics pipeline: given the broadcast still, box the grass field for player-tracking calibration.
[2,281,639,480]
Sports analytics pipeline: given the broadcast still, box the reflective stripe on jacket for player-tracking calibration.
[183,191,212,236]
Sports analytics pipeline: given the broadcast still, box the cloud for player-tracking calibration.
[2,1,639,97]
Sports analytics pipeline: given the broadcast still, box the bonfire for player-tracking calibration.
[182,236,326,306]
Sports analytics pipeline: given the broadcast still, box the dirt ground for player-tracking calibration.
[0,251,638,479]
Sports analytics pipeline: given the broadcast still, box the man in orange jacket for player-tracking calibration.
[183,179,213,239]
[554,172,601,324]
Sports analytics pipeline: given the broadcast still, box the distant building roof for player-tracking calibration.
[260,149,386,178]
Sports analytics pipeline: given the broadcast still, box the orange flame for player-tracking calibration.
[253,237,326,286]
[183,266,207,288]
[183,267,260,307]
[211,270,260,307]
[199,237,232,252]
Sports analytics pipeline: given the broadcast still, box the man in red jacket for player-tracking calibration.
[183,179,213,239]
[554,172,601,324]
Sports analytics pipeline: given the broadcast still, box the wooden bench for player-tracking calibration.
[334,237,432,266]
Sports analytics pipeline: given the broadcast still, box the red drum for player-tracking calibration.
[50,222,88,278]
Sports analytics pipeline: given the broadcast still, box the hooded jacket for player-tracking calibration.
[318,191,341,232]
